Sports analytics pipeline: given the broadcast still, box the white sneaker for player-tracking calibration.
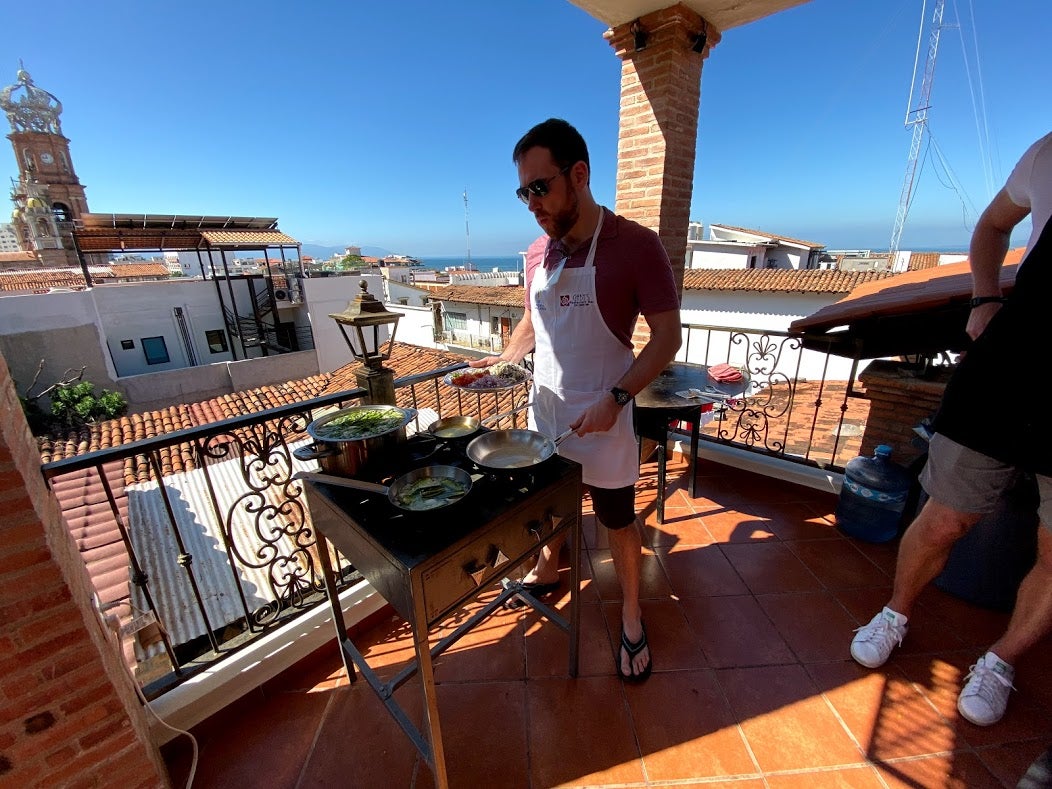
[850,606,908,668]
[958,651,1016,726]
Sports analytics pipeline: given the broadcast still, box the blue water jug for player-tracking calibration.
[836,444,912,543]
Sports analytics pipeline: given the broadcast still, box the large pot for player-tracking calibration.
[294,404,417,477]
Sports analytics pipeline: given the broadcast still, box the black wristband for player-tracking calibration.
[969,296,1007,308]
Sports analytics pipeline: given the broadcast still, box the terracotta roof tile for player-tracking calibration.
[0,268,89,291]
[199,230,299,246]
[107,263,171,278]
[0,250,40,265]
[429,284,526,308]
[0,262,173,292]
[905,252,937,270]
[36,341,503,484]
[683,268,894,294]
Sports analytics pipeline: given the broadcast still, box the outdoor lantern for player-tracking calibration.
[329,280,402,405]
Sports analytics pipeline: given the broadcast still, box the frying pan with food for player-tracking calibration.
[295,466,474,512]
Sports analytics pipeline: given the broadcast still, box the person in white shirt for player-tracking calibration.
[850,131,1052,726]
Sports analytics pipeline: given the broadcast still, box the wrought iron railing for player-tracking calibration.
[677,322,867,470]
[39,325,868,698]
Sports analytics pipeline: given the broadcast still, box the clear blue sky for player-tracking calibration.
[5,0,1050,256]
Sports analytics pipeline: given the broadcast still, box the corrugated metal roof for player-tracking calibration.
[126,444,319,653]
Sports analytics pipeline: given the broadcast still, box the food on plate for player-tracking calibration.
[314,408,404,441]
[394,477,470,510]
[448,362,531,390]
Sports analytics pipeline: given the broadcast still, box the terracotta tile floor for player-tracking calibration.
[163,456,1052,788]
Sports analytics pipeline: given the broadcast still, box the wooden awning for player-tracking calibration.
[790,249,1026,359]
[71,213,299,253]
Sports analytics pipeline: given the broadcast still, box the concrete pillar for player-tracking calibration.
[606,3,721,297]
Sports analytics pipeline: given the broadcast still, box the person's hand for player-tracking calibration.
[568,394,622,436]
[468,355,503,369]
[965,302,1002,341]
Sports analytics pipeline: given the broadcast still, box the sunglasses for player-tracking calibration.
[516,165,571,204]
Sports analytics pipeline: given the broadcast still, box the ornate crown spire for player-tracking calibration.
[0,62,64,134]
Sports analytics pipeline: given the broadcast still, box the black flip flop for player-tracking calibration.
[503,579,560,610]
[617,622,652,683]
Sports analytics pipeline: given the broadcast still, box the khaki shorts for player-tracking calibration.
[921,433,1052,528]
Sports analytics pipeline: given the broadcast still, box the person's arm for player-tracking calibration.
[570,308,682,435]
[966,188,1030,340]
[469,306,535,368]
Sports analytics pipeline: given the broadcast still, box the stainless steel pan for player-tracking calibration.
[295,465,473,512]
[465,428,573,472]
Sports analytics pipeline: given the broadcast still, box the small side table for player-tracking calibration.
[635,403,708,523]
[635,362,749,523]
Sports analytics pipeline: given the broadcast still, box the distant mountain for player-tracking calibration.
[299,243,396,260]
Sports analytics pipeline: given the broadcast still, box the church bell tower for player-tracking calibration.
[1,63,89,267]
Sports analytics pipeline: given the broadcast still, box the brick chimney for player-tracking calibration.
[606,3,721,297]
[0,353,168,786]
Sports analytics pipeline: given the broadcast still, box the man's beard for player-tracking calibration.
[546,189,579,240]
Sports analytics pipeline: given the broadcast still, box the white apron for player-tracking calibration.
[528,210,638,488]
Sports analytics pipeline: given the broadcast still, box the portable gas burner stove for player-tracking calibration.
[303,431,582,789]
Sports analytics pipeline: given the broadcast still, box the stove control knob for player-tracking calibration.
[465,560,488,587]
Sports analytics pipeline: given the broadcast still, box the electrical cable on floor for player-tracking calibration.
[96,597,198,789]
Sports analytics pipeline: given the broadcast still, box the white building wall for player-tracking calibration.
[689,246,753,269]
[92,281,236,377]
[386,280,431,307]
[388,304,441,350]
[304,273,394,373]
[441,299,524,347]
[0,223,21,252]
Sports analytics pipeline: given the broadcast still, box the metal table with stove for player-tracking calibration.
[303,438,582,789]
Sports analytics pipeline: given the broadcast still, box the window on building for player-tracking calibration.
[51,202,72,222]
[120,339,134,350]
[445,311,467,330]
[205,330,228,354]
[141,336,170,365]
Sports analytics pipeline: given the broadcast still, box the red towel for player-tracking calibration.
[708,363,743,383]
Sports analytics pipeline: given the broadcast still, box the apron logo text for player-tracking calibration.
[559,293,594,307]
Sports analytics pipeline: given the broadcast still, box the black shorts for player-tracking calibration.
[586,484,636,529]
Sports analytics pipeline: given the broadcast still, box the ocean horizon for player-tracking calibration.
[414,247,968,273]
[417,255,524,272]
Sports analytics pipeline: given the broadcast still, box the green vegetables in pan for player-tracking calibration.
[315,408,404,440]
[394,477,470,510]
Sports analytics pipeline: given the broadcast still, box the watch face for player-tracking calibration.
[40,152,54,165]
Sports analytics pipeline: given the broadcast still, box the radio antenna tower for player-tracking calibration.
[463,188,474,271]
[890,0,946,255]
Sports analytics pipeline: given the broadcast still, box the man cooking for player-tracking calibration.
[471,118,681,681]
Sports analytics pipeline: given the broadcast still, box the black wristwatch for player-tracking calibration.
[969,295,1007,308]
[610,387,633,407]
